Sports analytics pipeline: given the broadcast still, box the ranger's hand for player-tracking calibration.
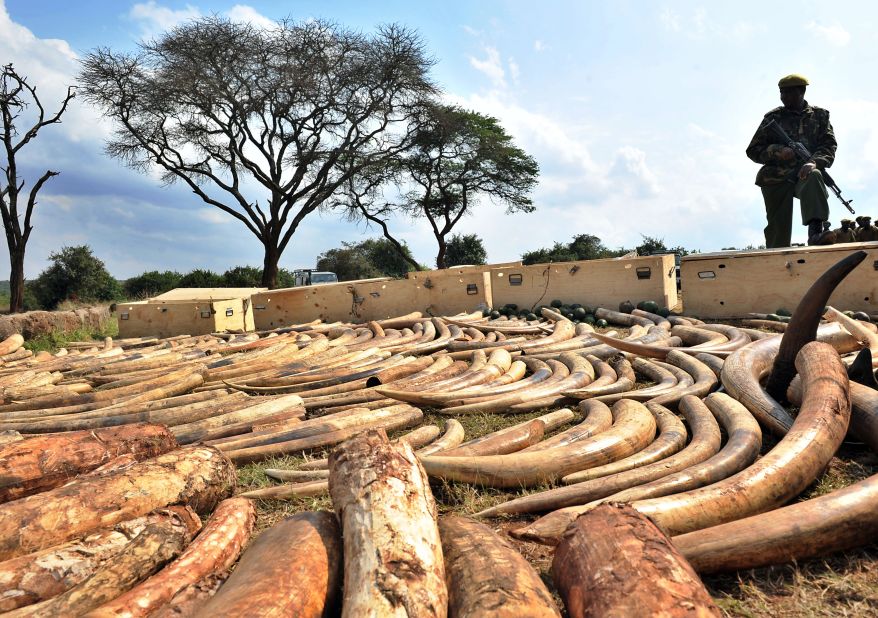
[776,146,796,161]
[798,162,817,180]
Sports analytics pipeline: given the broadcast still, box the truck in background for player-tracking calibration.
[292,269,339,286]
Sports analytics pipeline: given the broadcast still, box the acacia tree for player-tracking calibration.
[342,104,538,269]
[445,233,487,266]
[79,17,436,288]
[0,64,75,313]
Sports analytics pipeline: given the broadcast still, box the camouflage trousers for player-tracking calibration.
[760,170,830,248]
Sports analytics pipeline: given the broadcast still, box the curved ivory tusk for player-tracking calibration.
[440,516,561,618]
[519,399,614,452]
[764,250,867,401]
[563,355,634,399]
[632,341,849,537]
[631,308,671,329]
[674,472,878,573]
[694,352,725,379]
[420,399,656,487]
[511,391,761,543]
[670,325,728,346]
[594,308,655,328]
[591,358,678,404]
[481,395,720,519]
[436,354,592,415]
[788,376,878,454]
[561,403,687,484]
[442,410,574,458]
[646,350,718,409]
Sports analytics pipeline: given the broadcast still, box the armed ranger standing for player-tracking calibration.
[746,74,842,248]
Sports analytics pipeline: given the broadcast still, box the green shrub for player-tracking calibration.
[123,270,182,299]
[30,245,122,310]
[178,268,224,288]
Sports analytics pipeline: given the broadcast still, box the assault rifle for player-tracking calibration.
[764,119,855,214]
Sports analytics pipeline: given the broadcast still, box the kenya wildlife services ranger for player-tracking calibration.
[746,74,836,248]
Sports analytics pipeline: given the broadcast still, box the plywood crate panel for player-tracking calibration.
[118,297,253,338]
[251,273,490,329]
[489,255,677,311]
[150,287,266,302]
[681,242,878,318]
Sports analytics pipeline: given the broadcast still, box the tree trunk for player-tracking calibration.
[329,429,447,618]
[551,503,720,618]
[435,238,448,269]
[7,245,25,314]
[262,242,280,289]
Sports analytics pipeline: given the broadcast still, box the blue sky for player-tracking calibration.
[2,0,877,278]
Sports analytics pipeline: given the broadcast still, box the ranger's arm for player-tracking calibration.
[810,111,836,170]
[746,116,786,164]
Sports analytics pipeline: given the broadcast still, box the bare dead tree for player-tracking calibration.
[79,18,436,288]
[0,64,75,313]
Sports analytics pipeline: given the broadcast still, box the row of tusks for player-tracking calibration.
[250,297,878,581]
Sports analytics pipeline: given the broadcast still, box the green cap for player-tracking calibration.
[778,74,809,88]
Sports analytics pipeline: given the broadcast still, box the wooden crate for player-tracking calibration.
[118,297,255,338]
[251,272,491,329]
[151,287,266,302]
[488,255,677,311]
[681,242,878,318]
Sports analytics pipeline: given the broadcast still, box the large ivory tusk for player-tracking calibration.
[440,516,561,617]
[420,399,656,487]
[764,250,867,401]
[512,391,759,543]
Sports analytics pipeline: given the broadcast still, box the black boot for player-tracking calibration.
[807,219,827,245]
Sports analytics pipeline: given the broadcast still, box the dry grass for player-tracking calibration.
[233,393,878,617]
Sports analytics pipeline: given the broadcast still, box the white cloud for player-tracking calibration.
[609,147,660,197]
[533,39,545,52]
[128,2,201,39]
[508,57,520,84]
[805,21,851,47]
[227,5,276,30]
[469,46,506,89]
[197,208,233,224]
[659,7,681,32]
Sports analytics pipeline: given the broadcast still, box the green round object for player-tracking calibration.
[852,311,872,322]
[527,312,538,321]
[482,308,491,317]
[571,303,583,310]
[550,299,564,308]
[619,300,635,313]
[504,303,518,311]
[775,308,792,317]
[573,307,587,319]
[584,315,596,325]
[563,310,574,319]
[657,307,671,318]
[580,305,593,314]
[638,300,660,314]
[844,310,855,318]
[595,318,608,328]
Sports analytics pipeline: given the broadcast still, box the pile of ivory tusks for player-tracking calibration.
[0,251,877,614]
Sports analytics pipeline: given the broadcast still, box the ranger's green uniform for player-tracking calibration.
[746,100,836,248]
